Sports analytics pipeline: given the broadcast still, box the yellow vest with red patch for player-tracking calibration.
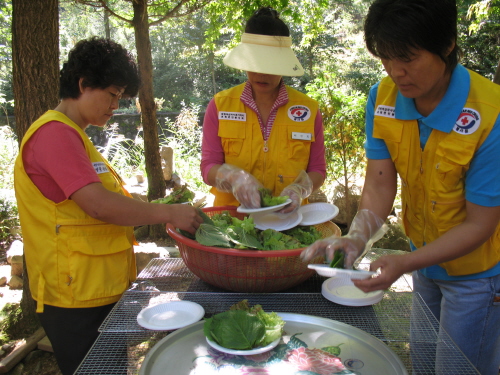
[14,110,136,312]
[212,83,318,207]
[373,71,500,276]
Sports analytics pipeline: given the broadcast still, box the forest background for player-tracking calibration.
[1,0,500,223]
[0,1,499,372]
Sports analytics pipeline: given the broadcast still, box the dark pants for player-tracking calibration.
[37,303,115,375]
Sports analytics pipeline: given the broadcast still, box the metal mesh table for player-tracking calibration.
[75,256,479,374]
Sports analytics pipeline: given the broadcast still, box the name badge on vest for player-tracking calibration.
[375,105,395,118]
[291,132,312,141]
[93,162,110,174]
[219,112,246,121]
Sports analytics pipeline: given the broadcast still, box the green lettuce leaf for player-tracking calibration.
[203,310,266,350]
[195,224,231,247]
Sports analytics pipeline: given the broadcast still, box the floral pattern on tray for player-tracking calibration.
[190,333,362,374]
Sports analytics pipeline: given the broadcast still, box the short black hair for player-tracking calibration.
[364,0,462,71]
[245,7,289,37]
[59,37,140,99]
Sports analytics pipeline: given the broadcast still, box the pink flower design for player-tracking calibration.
[243,351,274,363]
[286,347,346,375]
[238,366,272,374]
[207,347,235,365]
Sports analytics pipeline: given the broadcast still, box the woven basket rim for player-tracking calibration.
[167,206,339,258]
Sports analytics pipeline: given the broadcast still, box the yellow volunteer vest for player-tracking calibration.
[14,110,137,312]
[373,71,500,276]
[212,83,318,207]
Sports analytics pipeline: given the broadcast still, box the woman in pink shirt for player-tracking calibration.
[201,7,326,213]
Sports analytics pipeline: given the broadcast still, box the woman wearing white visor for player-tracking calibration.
[201,7,326,213]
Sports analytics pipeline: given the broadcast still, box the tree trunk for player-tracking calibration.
[104,5,111,39]
[12,0,59,140]
[132,0,167,238]
[494,57,500,85]
[12,0,59,329]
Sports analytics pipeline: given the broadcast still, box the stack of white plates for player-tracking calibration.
[250,202,339,231]
[321,275,383,307]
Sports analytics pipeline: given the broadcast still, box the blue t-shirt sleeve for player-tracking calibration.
[465,114,500,207]
[364,83,392,160]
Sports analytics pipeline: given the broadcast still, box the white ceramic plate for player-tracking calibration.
[321,276,383,306]
[251,210,302,231]
[137,301,205,331]
[206,337,281,355]
[298,202,339,226]
[308,264,376,280]
[237,199,292,214]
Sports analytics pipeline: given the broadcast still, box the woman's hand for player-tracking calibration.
[353,253,411,292]
[277,170,313,214]
[162,204,204,235]
[215,164,262,208]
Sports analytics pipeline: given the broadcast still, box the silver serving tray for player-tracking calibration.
[139,312,408,375]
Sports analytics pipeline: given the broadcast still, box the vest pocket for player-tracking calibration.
[67,234,132,301]
[373,118,403,161]
[434,159,466,187]
[221,138,244,157]
[286,126,312,160]
[219,121,246,157]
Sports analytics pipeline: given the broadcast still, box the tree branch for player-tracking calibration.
[75,0,133,25]
[148,0,211,27]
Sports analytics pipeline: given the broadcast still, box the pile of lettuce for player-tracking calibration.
[179,210,322,250]
[203,300,285,350]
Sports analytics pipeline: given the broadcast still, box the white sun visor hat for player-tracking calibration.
[223,33,304,77]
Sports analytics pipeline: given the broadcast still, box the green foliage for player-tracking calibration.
[0,189,19,251]
[161,103,209,194]
[96,123,146,179]
[306,73,367,190]
[459,0,500,80]
[0,124,17,190]
[0,303,21,344]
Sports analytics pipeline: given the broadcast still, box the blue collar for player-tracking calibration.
[395,64,470,133]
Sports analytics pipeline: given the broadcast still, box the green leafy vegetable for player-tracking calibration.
[195,223,232,247]
[204,300,285,350]
[180,211,322,250]
[259,188,289,207]
[204,310,266,350]
[227,227,262,249]
[151,185,195,204]
[330,250,345,268]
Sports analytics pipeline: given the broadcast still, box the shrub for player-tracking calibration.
[0,189,20,251]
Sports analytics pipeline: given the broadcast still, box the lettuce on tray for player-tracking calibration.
[203,300,285,350]
[180,211,322,250]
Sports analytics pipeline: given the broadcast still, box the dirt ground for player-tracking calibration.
[0,264,62,374]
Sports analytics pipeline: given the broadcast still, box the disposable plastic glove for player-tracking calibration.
[300,209,388,269]
[277,170,313,214]
[215,164,262,208]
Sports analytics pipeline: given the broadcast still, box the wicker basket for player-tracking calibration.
[166,206,341,292]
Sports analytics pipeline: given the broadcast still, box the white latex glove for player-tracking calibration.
[300,209,387,269]
[277,170,313,214]
[215,164,262,208]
